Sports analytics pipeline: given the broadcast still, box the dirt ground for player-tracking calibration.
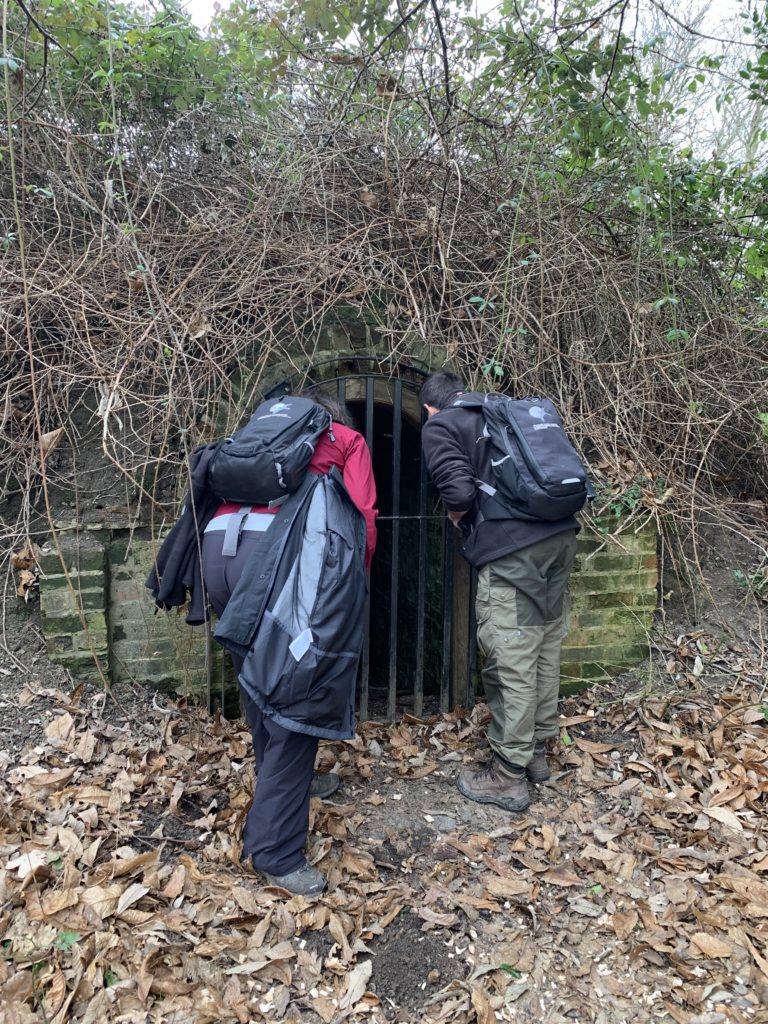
[0,526,767,1024]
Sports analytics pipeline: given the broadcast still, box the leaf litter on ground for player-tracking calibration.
[0,643,766,1023]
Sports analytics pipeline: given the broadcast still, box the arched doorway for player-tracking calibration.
[265,358,476,719]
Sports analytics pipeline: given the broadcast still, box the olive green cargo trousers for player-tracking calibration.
[475,531,577,769]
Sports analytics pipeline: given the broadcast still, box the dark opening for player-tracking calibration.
[346,399,445,714]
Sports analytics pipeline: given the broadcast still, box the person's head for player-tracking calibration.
[419,371,465,417]
[299,386,355,428]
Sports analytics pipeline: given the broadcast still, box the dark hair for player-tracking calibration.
[419,370,465,410]
[299,386,355,428]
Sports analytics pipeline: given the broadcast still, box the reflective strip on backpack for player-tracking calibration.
[477,482,497,498]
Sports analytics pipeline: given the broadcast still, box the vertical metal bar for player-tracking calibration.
[440,517,454,712]
[336,377,346,406]
[387,380,402,722]
[205,611,213,712]
[467,569,478,707]
[364,376,374,446]
[413,406,428,719]
[359,376,375,722]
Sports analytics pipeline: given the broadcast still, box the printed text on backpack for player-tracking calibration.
[453,394,593,522]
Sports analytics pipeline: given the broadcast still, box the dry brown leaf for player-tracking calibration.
[574,738,616,754]
[417,906,460,929]
[358,188,379,210]
[10,543,41,571]
[80,883,122,920]
[311,996,337,1023]
[70,785,111,806]
[339,959,373,1011]
[43,966,68,1019]
[104,850,158,880]
[340,848,377,879]
[41,888,79,917]
[689,932,733,958]
[444,834,492,859]
[540,824,557,854]
[116,882,149,914]
[162,864,186,899]
[6,849,50,881]
[44,713,76,749]
[540,866,581,887]
[470,983,496,1024]
[329,912,354,961]
[702,805,744,832]
[27,770,76,790]
[74,730,96,763]
[485,876,532,899]
[40,427,65,456]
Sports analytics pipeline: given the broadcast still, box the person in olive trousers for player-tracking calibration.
[420,371,578,812]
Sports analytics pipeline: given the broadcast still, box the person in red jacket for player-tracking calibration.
[201,388,377,895]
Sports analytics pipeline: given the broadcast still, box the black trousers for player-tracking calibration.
[201,530,318,875]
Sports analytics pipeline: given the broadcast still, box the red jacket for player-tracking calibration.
[215,422,378,571]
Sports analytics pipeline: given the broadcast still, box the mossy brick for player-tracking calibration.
[111,580,151,605]
[40,568,104,588]
[563,624,638,648]
[575,590,653,610]
[48,634,74,653]
[569,606,656,629]
[574,536,604,555]
[110,631,209,687]
[569,570,657,594]
[109,536,159,566]
[561,641,649,665]
[70,617,108,648]
[40,587,106,617]
[38,540,106,576]
[581,526,656,551]
[124,638,178,661]
[561,661,620,682]
[559,678,592,696]
[111,556,155,582]
[108,536,133,563]
[119,658,207,697]
[576,552,657,573]
[41,613,94,635]
[40,588,76,615]
[109,601,172,641]
[51,653,106,679]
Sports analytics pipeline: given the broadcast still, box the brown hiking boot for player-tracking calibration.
[526,741,550,783]
[456,757,530,812]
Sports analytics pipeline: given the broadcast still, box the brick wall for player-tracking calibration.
[38,521,657,704]
[39,528,233,703]
[561,526,657,693]
[39,532,110,682]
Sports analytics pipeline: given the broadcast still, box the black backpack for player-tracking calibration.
[208,396,331,505]
[453,393,593,522]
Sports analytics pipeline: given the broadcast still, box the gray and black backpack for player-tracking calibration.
[453,393,593,522]
[208,396,331,505]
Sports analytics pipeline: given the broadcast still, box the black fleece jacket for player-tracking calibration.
[145,443,221,625]
[421,395,578,569]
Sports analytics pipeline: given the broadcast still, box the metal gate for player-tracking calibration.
[267,359,477,720]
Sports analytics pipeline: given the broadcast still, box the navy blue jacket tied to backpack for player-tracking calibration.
[452,394,593,523]
[208,396,331,505]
